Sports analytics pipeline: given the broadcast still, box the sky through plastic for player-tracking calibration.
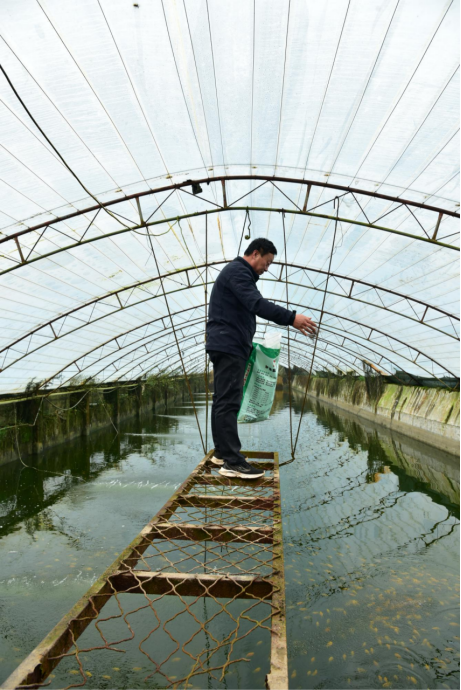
[0,0,459,393]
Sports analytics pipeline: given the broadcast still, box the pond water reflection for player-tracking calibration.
[0,391,458,688]
[278,393,459,689]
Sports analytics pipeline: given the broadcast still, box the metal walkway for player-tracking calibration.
[3,450,287,690]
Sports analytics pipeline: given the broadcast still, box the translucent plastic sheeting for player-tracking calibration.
[0,0,458,393]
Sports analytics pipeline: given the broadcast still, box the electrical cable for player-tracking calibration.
[237,209,251,256]
[0,64,131,234]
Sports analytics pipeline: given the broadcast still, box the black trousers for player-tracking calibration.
[208,350,247,466]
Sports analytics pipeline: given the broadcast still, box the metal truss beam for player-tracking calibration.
[32,287,461,385]
[2,294,454,397]
[1,262,457,380]
[1,205,457,281]
[141,311,456,383]
[48,323,359,390]
[125,341,362,382]
[4,175,459,243]
[1,176,459,281]
[46,317,358,386]
[60,313,449,394]
[140,339,416,386]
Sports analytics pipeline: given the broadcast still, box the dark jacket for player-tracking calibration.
[206,256,296,360]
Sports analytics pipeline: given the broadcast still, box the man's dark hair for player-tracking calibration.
[244,238,277,257]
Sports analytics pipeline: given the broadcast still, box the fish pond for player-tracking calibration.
[0,391,459,689]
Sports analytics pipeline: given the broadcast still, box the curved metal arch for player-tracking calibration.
[10,284,456,395]
[1,260,457,376]
[5,174,459,241]
[37,285,460,385]
[98,333,363,387]
[164,297,459,382]
[161,345,356,382]
[120,334,360,384]
[42,306,396,387]
[1,202,458,281]
[67,310,422,388]
[156,347,349,382]
[275,262,459,334]
[90,325,371,383]
[105,324,415,387]
[38,305,396,398]
[50,318,362,389]
[63,309,440,396]
[165,345,363,381]
[116,331,397,386]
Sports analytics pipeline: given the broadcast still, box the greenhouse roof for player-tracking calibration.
[0,0,459,393]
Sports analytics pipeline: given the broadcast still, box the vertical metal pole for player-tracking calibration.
[221,179,228,208]
[14,236,25,263]
[292,198,339,456]
[148,235,206,453]
[266,451,288,689]
[204,215,209,452]
[282,212,293,457]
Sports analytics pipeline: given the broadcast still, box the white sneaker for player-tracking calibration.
[211,453,224,466]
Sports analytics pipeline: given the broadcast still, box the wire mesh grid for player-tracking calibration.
[2,451,287,690]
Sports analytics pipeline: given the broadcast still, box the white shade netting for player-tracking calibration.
[0,0,458,393]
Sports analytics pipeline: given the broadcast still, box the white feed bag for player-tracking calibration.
[238,333,281,423]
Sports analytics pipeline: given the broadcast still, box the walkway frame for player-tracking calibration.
[2,450,287,690]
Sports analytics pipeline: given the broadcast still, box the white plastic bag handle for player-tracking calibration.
[264,332,281,349]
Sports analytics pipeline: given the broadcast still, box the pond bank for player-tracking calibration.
[293,376,460,456]
[0,377,205,466]
[301,394,459,508]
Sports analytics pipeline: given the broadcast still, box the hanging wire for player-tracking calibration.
[11,392,93,496]
[0,58,203,356]
[280,197,340,467]
[282,211,294,457]
[204,215,209,452]
[0,59,202,329]
[0,65,133,231]
[238,208,252,255]
[146,233,206,454]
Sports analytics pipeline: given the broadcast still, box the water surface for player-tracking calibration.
[0,391,458,688]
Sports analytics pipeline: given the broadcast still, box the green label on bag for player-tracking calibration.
[238,342,280,423]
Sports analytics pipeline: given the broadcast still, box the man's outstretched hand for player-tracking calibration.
[293,314,317,336]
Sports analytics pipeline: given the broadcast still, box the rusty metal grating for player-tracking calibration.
[2,450,287,690]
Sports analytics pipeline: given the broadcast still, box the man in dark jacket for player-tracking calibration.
[206,238,317,479]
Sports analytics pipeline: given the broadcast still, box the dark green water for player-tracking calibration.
[0,392,459,689]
